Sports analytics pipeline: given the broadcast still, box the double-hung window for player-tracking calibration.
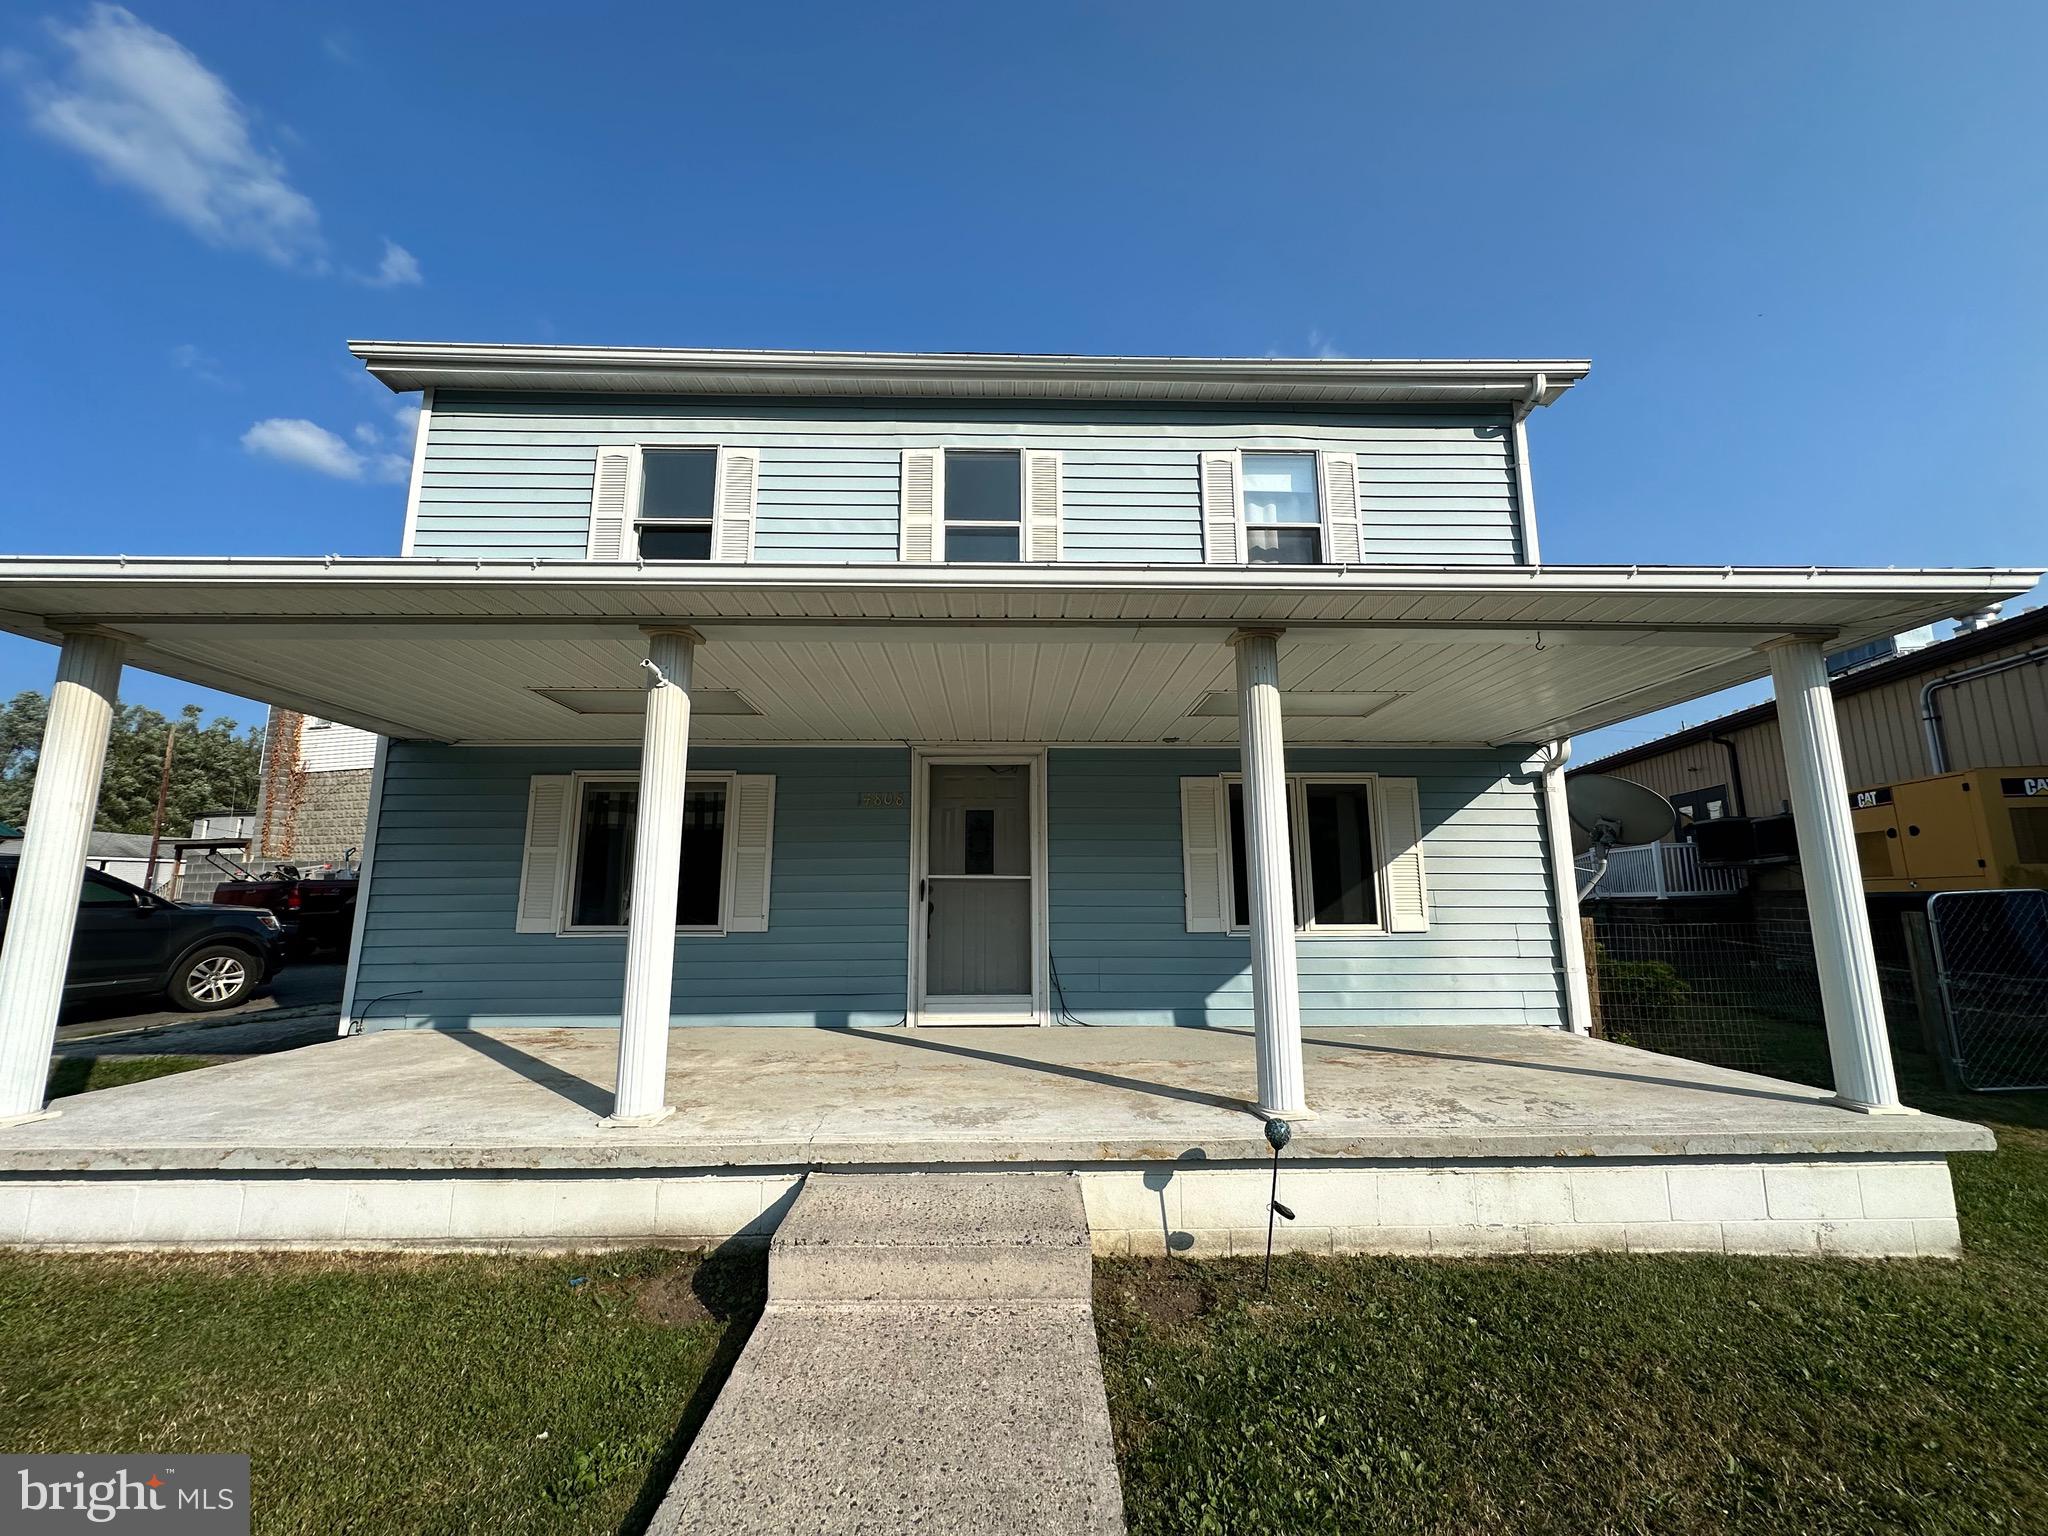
[635,448,718,561]
[1223,774,1384,933]
[1240,452,1322,565]
[566,776,730,931]
[943,449,1022,562]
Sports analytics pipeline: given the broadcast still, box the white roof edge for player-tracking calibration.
[345,340,1592,407]
[0,557,2031,593]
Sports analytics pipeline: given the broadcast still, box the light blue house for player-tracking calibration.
[345,349,1578,1046]
[0,344,2032,1257]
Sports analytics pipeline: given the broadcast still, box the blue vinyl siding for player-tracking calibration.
[1049,749,1563,1029]
[413,393,1525,565]
[354,744,1561,1032]
[353,744,910,1029]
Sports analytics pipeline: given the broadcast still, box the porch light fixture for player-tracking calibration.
[1188,690,1403,720]
[533,687,762,716]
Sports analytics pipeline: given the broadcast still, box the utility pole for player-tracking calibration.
[143,726,176,893]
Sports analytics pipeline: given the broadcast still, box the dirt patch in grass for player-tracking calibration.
[1098,1253,1215,1332]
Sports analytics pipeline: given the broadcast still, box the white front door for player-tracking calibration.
[916,758,1042,1023]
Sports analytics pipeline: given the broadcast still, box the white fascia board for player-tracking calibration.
[0,555,2034,600]
[345,340,1592,406]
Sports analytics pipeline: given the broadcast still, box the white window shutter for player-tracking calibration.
[1377,777,1430,932]
[726,774,776,931]
[1179,776,1229,932]
[713,447,760,561]
[587,446,641,561]
[1023,450,1062,561]
[516,775,573,932]
[1199,451,1244,564]
[899,449,943,561]
[1319,451,1363,565]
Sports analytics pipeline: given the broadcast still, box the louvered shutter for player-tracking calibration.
[516,775,573,932]
[899,449,943,561]
[1199,451,1244,564]
[1319,451,1363,565]
[587,446,641,561]
[726,774,776,931]
[1023,450,1062,561]
[1179,776,1229,932]
[1377,777,1429,933]
[713,447,760,561]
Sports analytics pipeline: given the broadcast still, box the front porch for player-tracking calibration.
[0,1023,1986,1256]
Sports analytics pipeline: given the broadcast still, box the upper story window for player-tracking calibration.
[1241,453,1322,565]
[636,449,718,560]
[943,450,1021,562]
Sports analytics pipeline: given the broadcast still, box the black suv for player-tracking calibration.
[0,858,287,1012]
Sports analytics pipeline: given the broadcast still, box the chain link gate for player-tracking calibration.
[1927,888,2048,1092]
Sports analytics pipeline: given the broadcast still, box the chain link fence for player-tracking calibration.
[1587,909,1833,1082]
[1586,892,2048,1093]
[1926,889,2048,1092]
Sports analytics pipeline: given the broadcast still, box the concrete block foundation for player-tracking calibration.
[0,1153,1961,1257]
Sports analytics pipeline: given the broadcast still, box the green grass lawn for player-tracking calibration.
[1095,1053,2048,1536]
[45,1053,217,1099]
[0,1247,762,1535]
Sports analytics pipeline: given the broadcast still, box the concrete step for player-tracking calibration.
[769,1171,1093,1304]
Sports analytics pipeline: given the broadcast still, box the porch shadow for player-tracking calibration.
[438,1027,614,1117]
[846,1027,1257,1117]
[1198,1025,1826,1108]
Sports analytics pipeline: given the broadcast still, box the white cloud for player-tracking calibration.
[170,341,231,387]
[15,5,325,269]
[14,7,420,284]
[242,417,406,482]
[360,236,422,288]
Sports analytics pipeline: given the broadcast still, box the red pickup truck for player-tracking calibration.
[212,861,360,959]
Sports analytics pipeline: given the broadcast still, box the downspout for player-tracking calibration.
[1538,740,1594,1036]
[1510,373,1547,566]
[1709,734,1747,818]
[1920,644,2048,775]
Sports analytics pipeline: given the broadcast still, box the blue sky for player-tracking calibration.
[2,2,2042,755]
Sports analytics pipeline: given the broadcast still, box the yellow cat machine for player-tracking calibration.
[1850,767,2048,893]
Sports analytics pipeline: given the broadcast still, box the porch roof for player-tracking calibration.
[0,558,2034,747]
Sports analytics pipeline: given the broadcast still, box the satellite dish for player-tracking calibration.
[1567,776,1677,901]
[1567,775,1677,855]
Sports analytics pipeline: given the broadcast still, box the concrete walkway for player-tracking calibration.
[649,1173,1126,1535]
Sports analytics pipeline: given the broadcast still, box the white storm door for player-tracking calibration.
[921,762,1036,1020]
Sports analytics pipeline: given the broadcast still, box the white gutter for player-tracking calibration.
[1509,371,1548,566]
[1920,642,2048,773]
[1539,740,1595,1035]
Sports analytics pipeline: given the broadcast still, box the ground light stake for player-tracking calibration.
[1263,1117,1295,1290]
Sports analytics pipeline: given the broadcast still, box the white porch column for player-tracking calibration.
[1765,636,1905,1112]
[610,626,699,1126]
[0,632,124,1125]
[1232,627,1309,1119]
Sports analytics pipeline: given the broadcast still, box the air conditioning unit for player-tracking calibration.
[1691,813,1799,868]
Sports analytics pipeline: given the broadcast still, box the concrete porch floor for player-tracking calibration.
[2,1024,1991,1173]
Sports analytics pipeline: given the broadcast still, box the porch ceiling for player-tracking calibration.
[0,558,2034,747]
